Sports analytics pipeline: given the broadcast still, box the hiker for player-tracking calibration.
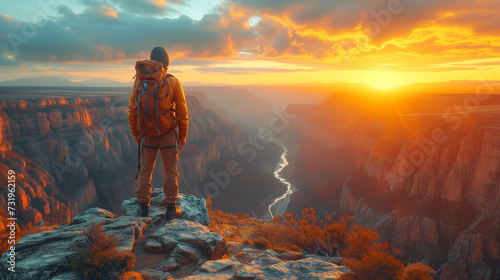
[128,46,189,220]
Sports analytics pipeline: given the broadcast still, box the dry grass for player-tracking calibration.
[207,196,258,244]
[403,263,435,280]
[251,208,388,257]
[66,223,135,280]
[207,202,386,257]
[340,250,405,280]
[207,201,436,279]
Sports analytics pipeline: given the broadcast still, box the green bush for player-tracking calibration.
[66,223,136,280]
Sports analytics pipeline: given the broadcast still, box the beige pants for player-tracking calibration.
[136,129,179,206]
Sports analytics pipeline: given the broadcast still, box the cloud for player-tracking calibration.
[0,0,498,74]
[194,66,311,74]
[108,0,186,15]
[2,15,14,22]
[98,6,119,18]
[0,2,253,63]
[0,55,18,66]
[226,0,500,55]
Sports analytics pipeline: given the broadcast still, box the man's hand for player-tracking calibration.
[178,138,186,151]
[134,135,139,145]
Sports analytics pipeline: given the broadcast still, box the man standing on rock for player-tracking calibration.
[128,46,189,220]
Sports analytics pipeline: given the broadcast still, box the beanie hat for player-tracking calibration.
[150,46,169,69]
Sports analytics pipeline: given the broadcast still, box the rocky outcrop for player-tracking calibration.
[0,189,348,279]
[183,249,347,279]
[281,93,500,279]
[0,189,226,280]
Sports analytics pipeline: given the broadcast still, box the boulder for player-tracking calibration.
[122,188,210,227]
[183,257,242,280]
[138,218,227,270]
[182,250,348,280]
[0,191,220,280]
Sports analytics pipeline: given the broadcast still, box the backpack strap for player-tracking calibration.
[141,142,177,150]
[154,82,160,135]
[141,142,158,149]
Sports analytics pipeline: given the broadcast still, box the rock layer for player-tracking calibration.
[282,93,500,279]
[0,92,245,230]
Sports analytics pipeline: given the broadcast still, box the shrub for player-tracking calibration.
[253,209,325,254]
[66,223,135,280]
[338,225,380,260]
[340,250,404,280]
[120,271,144,280]
[403,263,435,280]
[252,209,383,258]
[252,237,268,249]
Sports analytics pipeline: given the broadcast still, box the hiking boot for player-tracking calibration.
[165,202,182,221]
[137,202,149,217]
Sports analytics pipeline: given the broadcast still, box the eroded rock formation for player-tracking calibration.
[282,93,500,279]
[0,92,247,229]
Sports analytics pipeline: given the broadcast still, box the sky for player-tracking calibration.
[0,0,499,88]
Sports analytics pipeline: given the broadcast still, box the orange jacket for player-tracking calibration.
[128,72,189,140]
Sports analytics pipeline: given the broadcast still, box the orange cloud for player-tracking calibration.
[215,0,500,74]
[149,0,167,7]
[99,6,118,18]
[2,0,499,86]
[2,14,14,22]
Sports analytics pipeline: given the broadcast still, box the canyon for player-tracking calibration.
[2,84,499,279]
[0,87,284,235]
[281,90,500,280]
[0,188,349,279]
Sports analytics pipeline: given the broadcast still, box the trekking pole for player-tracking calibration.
[135,140,141,180]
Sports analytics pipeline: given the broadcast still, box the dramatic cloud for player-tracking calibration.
[0,5,250,64]
[0,0,499,75]
[220,0,500,70]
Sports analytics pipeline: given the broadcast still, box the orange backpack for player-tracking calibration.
[134,59,178,140]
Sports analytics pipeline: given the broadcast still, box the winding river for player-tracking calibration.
[265,141,297,220]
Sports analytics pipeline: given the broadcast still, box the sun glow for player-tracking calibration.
[369,81,397,91]
[366,71,402,91]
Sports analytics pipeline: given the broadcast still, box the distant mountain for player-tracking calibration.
[0,76,132,87]
[396,79,500,94]
[78,77,132,87]
[0,76,81,87]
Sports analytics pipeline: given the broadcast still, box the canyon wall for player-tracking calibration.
[282,92,500,280]
[0,91,259,232]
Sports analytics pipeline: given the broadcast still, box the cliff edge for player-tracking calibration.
[0,188,347,280]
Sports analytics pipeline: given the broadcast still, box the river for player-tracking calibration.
[265,140,297,220]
